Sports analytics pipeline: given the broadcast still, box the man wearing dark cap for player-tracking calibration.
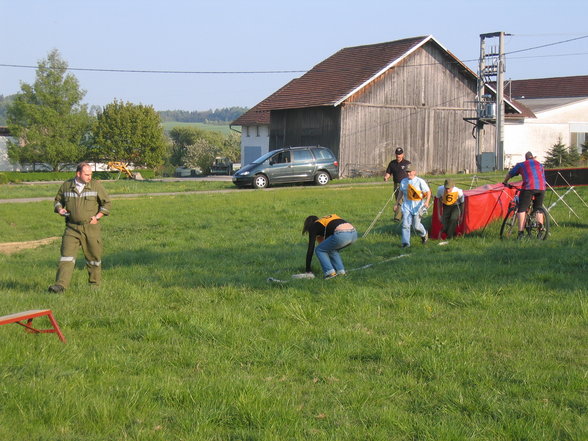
[503,151,546,239]
[435,179,464,240]
[384,147,411,222]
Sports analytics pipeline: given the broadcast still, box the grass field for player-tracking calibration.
[161,121,235,135]
[0,172,505,200]
[0,180,586,440]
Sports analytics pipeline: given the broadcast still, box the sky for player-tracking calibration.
[2,0,587,112]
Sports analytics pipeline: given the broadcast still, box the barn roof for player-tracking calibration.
[231,80,299,126]
[252,35,476,112]
[506,75,588,99]
[482,84,535,119]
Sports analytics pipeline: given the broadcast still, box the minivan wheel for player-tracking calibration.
[253,174,269,189]
[314,172,330,186]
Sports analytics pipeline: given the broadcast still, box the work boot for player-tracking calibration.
[517,231,525,240]
[48,284,65,293]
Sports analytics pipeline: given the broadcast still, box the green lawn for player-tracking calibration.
[161,121,235,135]
[0,182,586,440]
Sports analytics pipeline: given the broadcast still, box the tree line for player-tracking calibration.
[1,99,247,126]
[158,108,247,124]
[3,50,242,173]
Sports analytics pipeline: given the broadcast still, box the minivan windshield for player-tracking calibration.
[251,151,277,164]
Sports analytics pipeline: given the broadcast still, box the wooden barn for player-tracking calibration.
[233,35,501,176]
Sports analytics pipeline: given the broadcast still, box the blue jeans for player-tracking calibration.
[401,209,427,246]
[315,229,357,276]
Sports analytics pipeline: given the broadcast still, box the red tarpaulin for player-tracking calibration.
[430,182,519,239]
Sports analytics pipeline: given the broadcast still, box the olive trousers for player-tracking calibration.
[55,223,103,288]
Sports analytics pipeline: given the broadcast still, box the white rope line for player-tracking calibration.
[267,254,410,283]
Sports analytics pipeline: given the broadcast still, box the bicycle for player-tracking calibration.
[500,185,549,240]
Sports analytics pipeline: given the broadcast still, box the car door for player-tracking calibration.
[264,151,292,183]
[288,149,316,182]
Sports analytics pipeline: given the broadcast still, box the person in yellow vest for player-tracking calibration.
[48,162,111,293]
[397,166,430,248]
[302,214,357,279]
[436,179,464,240]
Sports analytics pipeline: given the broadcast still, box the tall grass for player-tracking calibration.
[0,183,586,440]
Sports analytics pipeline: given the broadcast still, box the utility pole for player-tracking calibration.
[476,37,486,161]
[479,32,508,171]
[496,32,505,171]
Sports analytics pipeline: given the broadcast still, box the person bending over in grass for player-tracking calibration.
[435,179,464,240]
[302,214,357,279]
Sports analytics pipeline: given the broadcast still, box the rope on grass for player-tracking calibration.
[363,192,395,238]
[267,254,410,283]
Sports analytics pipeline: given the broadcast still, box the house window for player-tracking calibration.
[571,132,587,150]
[256,125,260,137]
[246,126,250,137]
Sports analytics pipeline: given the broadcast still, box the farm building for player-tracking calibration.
[0,127,16,171]
[233,35,505,176]
[502,75,588,167]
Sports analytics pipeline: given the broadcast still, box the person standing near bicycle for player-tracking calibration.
[384,147,411,222]
[502,151,546,239]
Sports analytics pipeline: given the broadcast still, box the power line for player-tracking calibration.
[505,34,588,55]
[0,63,307,75]
[0,34,586,76]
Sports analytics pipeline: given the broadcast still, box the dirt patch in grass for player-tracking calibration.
[0,237,59,255]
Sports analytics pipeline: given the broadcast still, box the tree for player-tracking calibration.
[6,49,92,171]
[168,126,224,166]
[93,100,167,168]
[544,138,580,168]
[220,131,241,163]
[567,143,581,166]
[184,138,218,174]
[0,94,16,125]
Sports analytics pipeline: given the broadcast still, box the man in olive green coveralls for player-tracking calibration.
[48,162,111,293]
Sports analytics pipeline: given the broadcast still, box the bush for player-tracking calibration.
[0,169,157,183]
[544,138,581,168]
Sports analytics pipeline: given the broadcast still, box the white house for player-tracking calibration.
[0,127,17,171]
[503,75,588,167]
[230,80,299,165]
[230,109,270,165]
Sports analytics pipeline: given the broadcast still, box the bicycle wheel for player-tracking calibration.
[526,207,549,240]
[500,207,518,239]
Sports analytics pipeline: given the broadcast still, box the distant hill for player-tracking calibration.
[158,107,247,124]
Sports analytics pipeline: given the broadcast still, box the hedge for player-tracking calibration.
[0,169,156,183]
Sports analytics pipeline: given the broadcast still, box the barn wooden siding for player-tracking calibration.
[269,107,341,155]
[339,42,496,175]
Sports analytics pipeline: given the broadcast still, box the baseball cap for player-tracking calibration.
[395,147,404,155]
[525,151,534,160]
[405,165,414,172]
[444,179,454,189]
